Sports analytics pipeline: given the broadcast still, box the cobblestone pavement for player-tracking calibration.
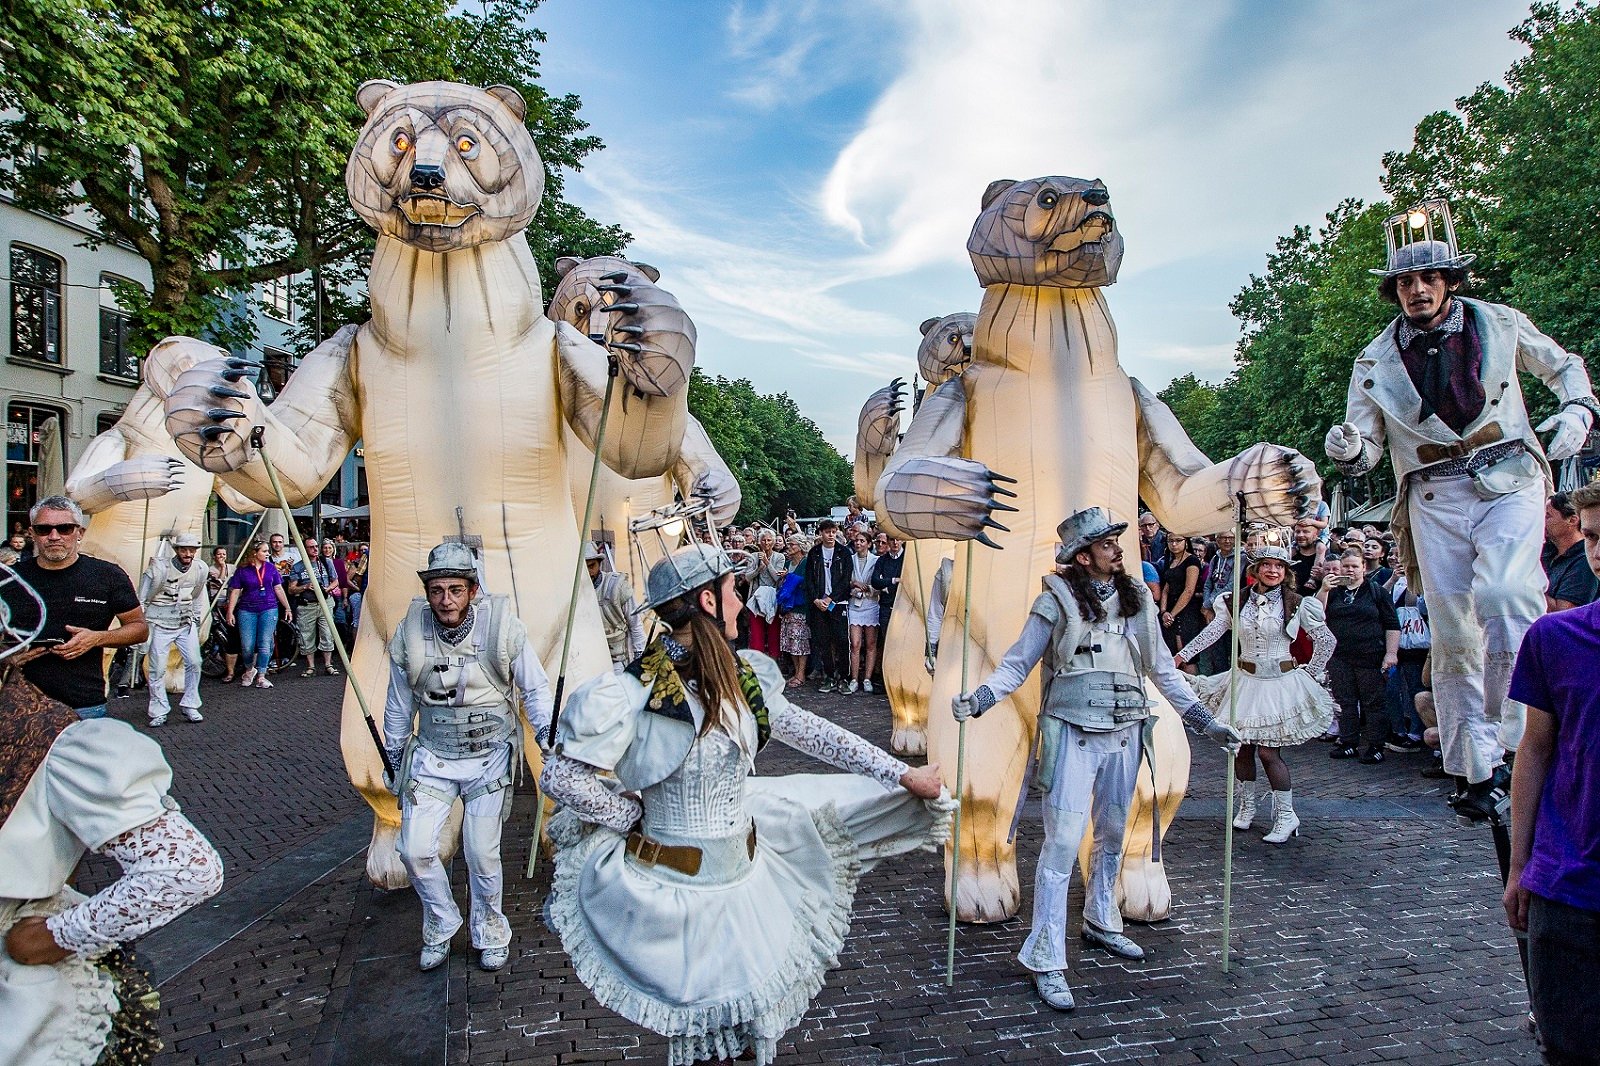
[101,667,1538,1065]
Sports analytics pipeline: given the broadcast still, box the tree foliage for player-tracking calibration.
[686,369,853,525]
[0,0,626,352]
[1161,2,1600,499]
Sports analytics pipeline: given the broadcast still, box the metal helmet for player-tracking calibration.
[641,544,735,613]
[418,542,477,584]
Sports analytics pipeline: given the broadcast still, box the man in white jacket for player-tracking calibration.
[1325,208,1599,824]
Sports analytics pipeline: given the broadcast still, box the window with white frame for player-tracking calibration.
[10,245,63,364]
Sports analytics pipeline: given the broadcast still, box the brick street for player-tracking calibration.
[96,668,1538,1065]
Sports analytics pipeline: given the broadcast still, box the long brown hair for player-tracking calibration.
[657,581,749,736]
[1060,562,1143,622]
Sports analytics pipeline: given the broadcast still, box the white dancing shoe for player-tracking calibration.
[479,946,509,971]
[1082,923,1145,960]
[182,707,204,722]
[419,941,450,971]
[1033,970,1075,1011]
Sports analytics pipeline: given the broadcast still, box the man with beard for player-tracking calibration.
[140,532,208,726]
[1289,518,1327,596]
[384,543,553,972]
[952,507,1239,1011]
[1325,207,1599,825]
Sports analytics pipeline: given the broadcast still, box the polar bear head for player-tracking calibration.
[916,312,976,386]
[967,176,1124,289]
[346,80,542,253]
[548,256,695,398]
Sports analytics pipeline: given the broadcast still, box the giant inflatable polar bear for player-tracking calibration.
[878,176,1319,922]
[854,311,975,755]
[163,80,694,888]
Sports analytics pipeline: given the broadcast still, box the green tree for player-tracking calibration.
[686,370,853,524]
[0,0,625,352]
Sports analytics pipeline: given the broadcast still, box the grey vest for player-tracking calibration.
[398,595,516,758]
[144,559,207,627]
[1038,576,1153,733]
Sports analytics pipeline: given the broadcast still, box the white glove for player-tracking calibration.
[1537,407,1594,462]
[1204,718,1243,752]
[925,643,938,676]
[1323,421,1363,462]
[952,691,979,722]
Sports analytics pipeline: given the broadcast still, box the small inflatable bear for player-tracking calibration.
[879,176,1318,922]
[855,311,975,755]
[163,81,692,888]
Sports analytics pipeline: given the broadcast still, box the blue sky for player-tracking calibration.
[531,0,1530,452]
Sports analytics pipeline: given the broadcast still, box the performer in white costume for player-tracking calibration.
[587,543,644,671]
[952,509,1240,1011]
[1,564,223,1066]
[1176,543,1336,843]
[139,532,208,727]
[541,544,953,1066]
[383,542,554,972]
[1324,203,1599,824]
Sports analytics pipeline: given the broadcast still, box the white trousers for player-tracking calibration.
[146,622,201,719]
[398,742,512,949]
[1019,722,1142,974]
[1406,474,1545,783]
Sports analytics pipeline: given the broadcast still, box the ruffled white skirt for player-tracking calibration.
[546,774,951,1066]
[1192,667,1333,748]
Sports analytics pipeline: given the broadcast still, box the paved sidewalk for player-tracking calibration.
[102,669,1537,1065]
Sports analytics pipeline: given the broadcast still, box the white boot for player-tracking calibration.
[1262,789,1299,844]
[1232,779,1257,830]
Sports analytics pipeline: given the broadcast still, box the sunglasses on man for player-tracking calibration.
[31,523,81,537]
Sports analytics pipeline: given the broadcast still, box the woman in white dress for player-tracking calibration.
[843,529,880,694]
[1174,544,1335,843]
[541,545,953,1066]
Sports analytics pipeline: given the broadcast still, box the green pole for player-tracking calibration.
[945,540,975,985]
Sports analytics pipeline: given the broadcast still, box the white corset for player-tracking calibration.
[640,729,751,844]
[1238,596,1293,663]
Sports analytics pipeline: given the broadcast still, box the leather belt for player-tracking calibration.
[1412,438,1524,481]
[626,825,757,877]
[1239,659,1296,676]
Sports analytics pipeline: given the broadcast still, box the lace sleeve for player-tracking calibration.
[540,753,641,834]
[1177,596,1230,664]
[1299,599,1336,676]
[770,702,907,790]
[46,808,224,956]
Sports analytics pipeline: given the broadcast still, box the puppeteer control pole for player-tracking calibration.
[1221,491,1246,973]
[945,540,975,986]
[254,428,392,778]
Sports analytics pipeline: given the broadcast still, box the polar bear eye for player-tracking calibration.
[392,130,413,154]
[1036,189,1059,209]
[455,134,480,159]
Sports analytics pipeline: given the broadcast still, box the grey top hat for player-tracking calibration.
[1370,239,1476,278]
[172,532,202,548]
[418,542,477,583]
[1247,544,1293,566]
[1055,506,1129,564]
[641,544,736,613]
[584,542,605,562]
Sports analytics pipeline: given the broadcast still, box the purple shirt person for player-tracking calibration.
[1504,479,1600,1062]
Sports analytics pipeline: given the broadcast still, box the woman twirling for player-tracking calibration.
[541,545,953,1066]
[1175,544,1335,843]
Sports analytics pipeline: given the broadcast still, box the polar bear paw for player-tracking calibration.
[1115,850,1173,923]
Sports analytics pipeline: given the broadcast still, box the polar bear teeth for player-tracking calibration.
[400,195,481,228]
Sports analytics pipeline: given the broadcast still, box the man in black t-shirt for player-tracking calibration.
[1289,519,1325,595]
[1544,491,1599,611]
[1,496,146,716]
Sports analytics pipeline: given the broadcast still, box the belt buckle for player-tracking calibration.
[631,834,663,866]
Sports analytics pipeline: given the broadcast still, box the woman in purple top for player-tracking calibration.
[224,540,292,689]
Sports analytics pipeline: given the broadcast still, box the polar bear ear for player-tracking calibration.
[356,80,401,117]
[919,317,940,337]
[629,261,662,283]
[555,257,582,278]
[981,179,1018,210]
[485,85,528,122]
